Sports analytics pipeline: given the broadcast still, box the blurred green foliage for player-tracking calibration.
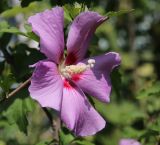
[0,0,160,145]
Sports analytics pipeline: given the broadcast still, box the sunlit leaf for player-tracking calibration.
[0,2,49,18]
[1,6,23,18]
[0,27,39,42]
[0,27,27,36]
[106,9,134,17]
[0,21,9,29]
[20,0,42,7]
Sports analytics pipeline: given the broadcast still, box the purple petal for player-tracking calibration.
[29,60,63,111]
[28,7,64,63]
[73,52,121,103]
[61,81,106,136]
[66,11,107,64]
[119,139,141,145]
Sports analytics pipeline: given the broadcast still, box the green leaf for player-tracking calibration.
[63,3,81,20]
[0,27,39,42]
[96,101,146,125]
[35,140,54,145]
[59,128,74,145]
[106,9,134,17]
[137,82,160,99]
[27,32,39,42]
[72,140,95,145]
[139,129,159,140]
[20,0,42,7]
[24,23,32,32]
[1,6,23,18]
[1,90,35,134]
[24,24,39,41]
[0,27,27,36]
[0,2,48,18]
[0,21,9,30]
[123,126,145,138]
[148,117,160,133]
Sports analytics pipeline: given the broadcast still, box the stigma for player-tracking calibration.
[60,59,95,79]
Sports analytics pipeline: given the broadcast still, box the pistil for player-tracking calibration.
[60,59,95,79]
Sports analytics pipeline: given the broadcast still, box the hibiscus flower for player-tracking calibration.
[119,139,141,145]
[28,6,121,136]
